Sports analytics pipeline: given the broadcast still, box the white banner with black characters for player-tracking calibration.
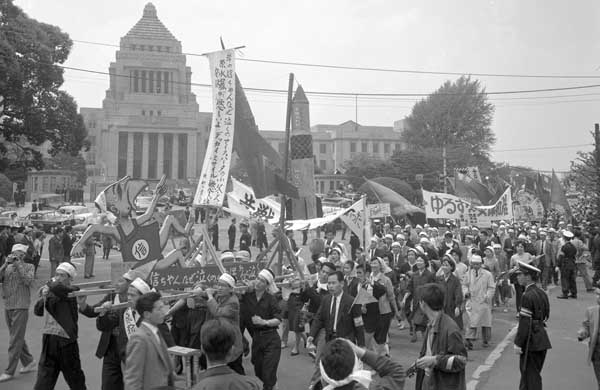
[282,198,365,232]
[194,49,236,207]
[422,187,513,226]
[340,197,367,238]
[225,178,281,223]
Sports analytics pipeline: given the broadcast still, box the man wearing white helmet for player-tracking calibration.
[33,262,97,389]
[0,244,36,383]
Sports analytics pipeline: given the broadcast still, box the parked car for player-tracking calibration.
[0,210,21,227]
[23,211,69,232]
[57,205,98,226]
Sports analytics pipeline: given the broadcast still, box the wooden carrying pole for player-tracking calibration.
[93,280,296,313]
[277,73,295,275]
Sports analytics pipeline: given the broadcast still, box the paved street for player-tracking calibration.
[0,221,598,389]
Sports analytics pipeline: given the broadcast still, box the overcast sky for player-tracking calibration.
[15,0,600,172]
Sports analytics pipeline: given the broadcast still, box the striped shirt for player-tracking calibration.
[0,261,34,310]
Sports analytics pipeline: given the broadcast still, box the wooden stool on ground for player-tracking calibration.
[168,346,203,389]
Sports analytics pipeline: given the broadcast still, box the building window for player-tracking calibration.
[178,134,187,179]
[320,181,325,194]
[164,72,169,94]
[118,132,128,178]
[42,177,48,193]
[148,133,158,179]
[149,71,154,93]
[148,46,153,51]
[133,133,143,177]
[395,143,402,151]
[384,143,390,154]
[278,142,285,155]
[163,134,173,178]
[149,110,153,117]
[157,46,162,52]
[319,143,326,154]
[141,70,147,93]
[165,47,170,52]
[140,45,145,51]
[373,143,379,153]
[350,142,356,153]
[133,70,139,92]
[157,110,162,116]
[361,142,367,153]
[329,181,334,191]
[142,110,145,116]
[156,72,162,93]
[320,160,326,170]
[33,177,38,192]
[131,44,136,51]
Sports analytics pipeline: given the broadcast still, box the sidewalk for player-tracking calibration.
[479,279,597,390]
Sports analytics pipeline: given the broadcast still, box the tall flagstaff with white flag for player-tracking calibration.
[193,49,237,207]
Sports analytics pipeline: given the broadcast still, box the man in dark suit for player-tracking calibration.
[307,270,365,389]
[307,271,365,346]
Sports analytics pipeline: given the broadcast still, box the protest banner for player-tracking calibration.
[194,49,236,206]
[422,187,513,226]
[340,197,367,238]
[225,178,281,223]
[148,261,263,290]
[282,198,365,231]
[513,190,545,222]
[366,203,391,219]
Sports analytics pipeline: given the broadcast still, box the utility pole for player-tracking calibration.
[277,73,294,275]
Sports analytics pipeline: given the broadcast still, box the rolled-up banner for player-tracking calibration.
[194,49,236,206]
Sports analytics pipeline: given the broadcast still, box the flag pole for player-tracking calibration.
[276,73,295,275]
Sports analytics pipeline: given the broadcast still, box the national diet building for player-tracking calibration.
[81,3,211,193]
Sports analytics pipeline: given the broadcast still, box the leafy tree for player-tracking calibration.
[44,152,87,184]
[568,147,600,222]
[0,0,88,176]
[403,76,495,164]
[342,154,395,189]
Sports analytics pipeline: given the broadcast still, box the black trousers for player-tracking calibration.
[561,266,577,297]
[251,330,281,390]
[34,335,86,390]
[229,236,236,251]
[519,350,546,390]
[101,340,123,390]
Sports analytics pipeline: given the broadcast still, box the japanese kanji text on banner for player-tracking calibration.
[194,49,236,206]
[422,187,513,226]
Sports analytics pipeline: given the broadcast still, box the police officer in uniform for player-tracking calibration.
[557,230,577,299]
[513,260,552,390]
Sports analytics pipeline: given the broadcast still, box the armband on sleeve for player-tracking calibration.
[353,316,364,327]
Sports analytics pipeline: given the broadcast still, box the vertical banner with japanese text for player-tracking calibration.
[194,49,236,206]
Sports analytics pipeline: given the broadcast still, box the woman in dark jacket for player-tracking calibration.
[437,255,464,329]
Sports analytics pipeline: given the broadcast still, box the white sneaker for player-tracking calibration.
[19,361,37,374]
[0,373,13,382]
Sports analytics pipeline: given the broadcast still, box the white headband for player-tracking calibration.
[131,277,152,294]
[319,351,372,390]
[258,269,278,294]
[56,262,77,278]
[219,273,236,288]
[11,243,29,253]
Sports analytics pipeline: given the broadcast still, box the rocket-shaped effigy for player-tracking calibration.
[289,85,317,219]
